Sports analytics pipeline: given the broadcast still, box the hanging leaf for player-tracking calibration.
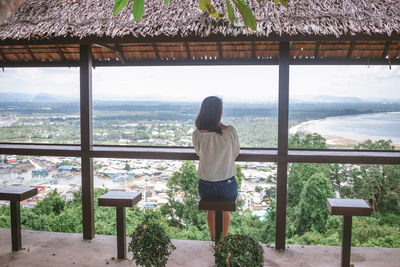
[164,0,170,5]
[207,3,221,19]
[226,0,235,24]
[199,0,209,11]
[113,0,129,16]
[232,0,256,30]
[133,0,144,21]
[280,0,288,8]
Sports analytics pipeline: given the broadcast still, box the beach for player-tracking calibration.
[289,112,400,148]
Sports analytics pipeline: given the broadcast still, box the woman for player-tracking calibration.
[192,96,240,242]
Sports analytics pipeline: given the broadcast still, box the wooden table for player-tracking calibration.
[0,186,38,251]
[199,196,237,244]
[98,191,142,259]
[327,198,371,267]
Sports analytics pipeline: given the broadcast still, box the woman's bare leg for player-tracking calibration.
[207,210,215,239]
[223,211,230,236]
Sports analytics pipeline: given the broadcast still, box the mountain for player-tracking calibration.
[0,92,77,102]
[0,92,34,102]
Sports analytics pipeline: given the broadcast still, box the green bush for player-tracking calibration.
[214,235,264,267]
[128,222,176,267]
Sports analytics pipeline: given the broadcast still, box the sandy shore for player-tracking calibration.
[290,116,400,149]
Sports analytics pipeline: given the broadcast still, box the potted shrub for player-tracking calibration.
[214,234,264,267]
[128,222,176,267]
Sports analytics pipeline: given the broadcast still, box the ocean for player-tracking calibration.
[290,112,400,146]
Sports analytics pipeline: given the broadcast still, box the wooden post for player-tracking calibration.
[275,41,290,250]
[116,207,127,259]
[80,44,94,240]
[341,216,353,267]
[215,211,223,243]
[10,201,21,251]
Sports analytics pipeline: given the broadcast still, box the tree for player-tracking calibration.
[163,161,205,229]
[294,172,334,235]
[113,0,288,31]
[124,161,131,171]
[287,133,328,207]
[235,163,244,189]
[33,189,65,216]
[255,185,263,193]
[346,140,400,213]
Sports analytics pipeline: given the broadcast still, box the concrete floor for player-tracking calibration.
[1,228,400,266]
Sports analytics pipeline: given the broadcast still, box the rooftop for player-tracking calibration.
[1,228,399,266]
[0,0,399,66]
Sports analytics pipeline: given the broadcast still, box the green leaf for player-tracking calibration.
[232,0,256,30]
[199,0,222,19]
[132,0,144,21]
[113,0,129,16]
[273,0,279,5]
[199,0,208,11]
[164,0,170,4]
[280,0,288,8]
[226,0,235,24]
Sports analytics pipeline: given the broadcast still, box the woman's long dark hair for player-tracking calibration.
[195,96,223,135]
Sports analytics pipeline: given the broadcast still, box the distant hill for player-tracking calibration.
[0,92,77,102]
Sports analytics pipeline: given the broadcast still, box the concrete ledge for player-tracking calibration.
[1,228,400,266]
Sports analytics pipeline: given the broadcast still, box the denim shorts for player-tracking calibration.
[198,176,238,199]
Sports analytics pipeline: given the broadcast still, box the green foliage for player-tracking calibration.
[132,0,145,21]
[294,172,334,235]
[33,189,65,216]
[164,161,205,228]
[289,133,328,149]
[128,216,176,267]
[255,185,263,193]
[214,234,264,267]
[112,0,288,31]
[345,140,400,213]
[235,163,244,189]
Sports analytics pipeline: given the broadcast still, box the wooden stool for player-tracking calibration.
[98,191,142,259]
[0,186,38,251]
[327,198,371,267]
[199,196,237,243]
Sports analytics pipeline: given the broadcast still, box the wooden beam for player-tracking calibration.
[314,41,320,59]
[56,45,67,61]
[94,43,125,64]
[184,42,191,59]
[347,41,355,58]
[80,44,94,240]
[381,40,391,59]
[152,43,160,60]
[0,49,7,62]
[217,41,223,59]
[24,45,36,61]
[114,44,126,64]
[0,144,399,164]
[276,41,290,251]
[251,40,256,59]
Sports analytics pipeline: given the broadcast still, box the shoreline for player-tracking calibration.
[290,112,400,148]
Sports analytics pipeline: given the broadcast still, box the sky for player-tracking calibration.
[0,65,399,102]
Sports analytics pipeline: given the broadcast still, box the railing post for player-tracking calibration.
[80,44,94,239]
[275,41,290,250]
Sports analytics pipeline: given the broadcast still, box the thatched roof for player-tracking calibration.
[1,0,400,42]
[0,0,399,66]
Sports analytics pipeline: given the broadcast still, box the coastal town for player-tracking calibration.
[0,154,275,215]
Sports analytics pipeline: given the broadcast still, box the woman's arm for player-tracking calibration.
[231,127,240,159]
[192,130,200,156]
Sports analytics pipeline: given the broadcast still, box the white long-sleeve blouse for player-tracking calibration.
[192,125,240,181]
